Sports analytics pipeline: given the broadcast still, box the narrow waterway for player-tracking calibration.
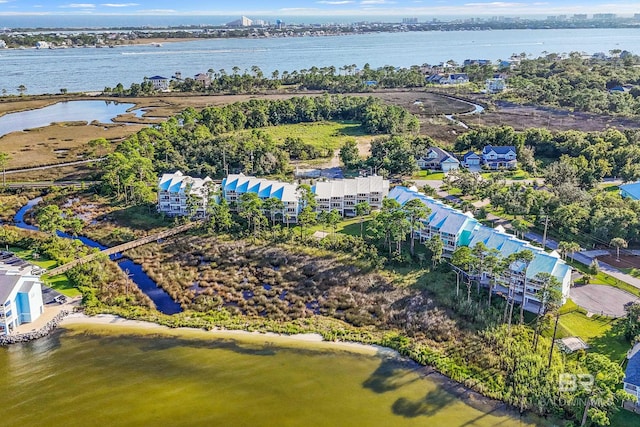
[12,198,182,314]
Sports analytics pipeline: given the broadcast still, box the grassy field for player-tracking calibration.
[7,246,80,297]
[249,120,366,152]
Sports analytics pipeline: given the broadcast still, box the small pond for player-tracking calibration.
[0,100,142,138]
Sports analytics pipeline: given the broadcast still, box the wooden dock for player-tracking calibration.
[46,222,199,276]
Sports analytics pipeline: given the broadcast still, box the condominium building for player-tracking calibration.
[221,174,301,223]
[0,254,44,336]
[312,176,389,217]
[389,186,571,311]
[157,171,215,218]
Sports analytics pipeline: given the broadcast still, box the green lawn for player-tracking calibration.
[610,409,640,427]
[8,247,80,297]
[251,121,366,151]
[412,171,445,180]
[554,302,630,363]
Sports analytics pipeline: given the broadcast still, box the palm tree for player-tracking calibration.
[558,241,581,262]
[610,237,628,262]
[403,199,430,256]
[515,250,535,326]
[355,201,371,238]
[0,152,8,187]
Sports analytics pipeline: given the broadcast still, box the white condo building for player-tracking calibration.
[312,176,390,217]
[0,257,44,336]
[157,171,215,217]
[221,174,301,223]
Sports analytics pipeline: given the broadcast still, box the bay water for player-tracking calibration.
[1,28,638,95]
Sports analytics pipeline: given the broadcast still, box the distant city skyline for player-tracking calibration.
[0,1,639,17]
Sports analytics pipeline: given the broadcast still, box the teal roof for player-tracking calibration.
[620,182,640,200]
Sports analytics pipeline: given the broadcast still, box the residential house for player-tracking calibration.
[194,73,211,88]
[426,73,469,85]
[388,186,572,311]
[486,77,507,93]
[417,147,460,172]
[157,171,215,218]
[0,257,44,336]
[482,145,517,170]
[463,59,490,67]
[35,41,50,49]
[147,75,170,91]
[620,182,640,200]
[0,40,6,49]
[221,174,300,223]
[462,151,481,167]
[624,343,640,412]
[312,176,390,217]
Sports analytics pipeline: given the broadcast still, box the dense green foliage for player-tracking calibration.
[502,52,640,116]
[100,95,419,190]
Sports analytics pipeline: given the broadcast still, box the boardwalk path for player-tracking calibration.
[47,222,198,276]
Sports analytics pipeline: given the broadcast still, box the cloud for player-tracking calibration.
[135,9,176,14]
[463,2,524,7]
[60,3,96,8]
[360,0,396,4]
[101,3,139,6]
[317,1,354,4]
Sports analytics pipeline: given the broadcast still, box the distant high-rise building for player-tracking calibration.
[402,18,418,24]
[572,14,588,20]
[593,13,616,20]
[226,16,253,27]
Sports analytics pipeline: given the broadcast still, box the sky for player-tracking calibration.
[0,0,638,17]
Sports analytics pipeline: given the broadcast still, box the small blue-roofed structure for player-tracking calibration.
[624,343,640,409]
[620,182,640,200]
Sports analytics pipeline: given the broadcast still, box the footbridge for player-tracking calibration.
[46,222,199,276]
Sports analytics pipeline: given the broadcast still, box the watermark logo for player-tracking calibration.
[559,373,594,392]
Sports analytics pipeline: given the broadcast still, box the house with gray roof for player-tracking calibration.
[157,171,215,218]
[0,259,44,336]
[482,145,517,170]
[147,75,170,91]
[417,147,460,172]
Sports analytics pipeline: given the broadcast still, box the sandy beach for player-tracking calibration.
[60,313,400,357]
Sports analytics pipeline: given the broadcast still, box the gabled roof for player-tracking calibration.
[619,182,640,200]
[626,343,640,387]
[312,176,390,200]
[148,75,168,80]
[419,147,459,165]
[463,151,481,160]
[482,145,516,155]
[222,174,299,204]
[0,272,21,303]
[158,171,214,197]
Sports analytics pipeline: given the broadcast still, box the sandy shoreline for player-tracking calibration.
[60,313,401,357]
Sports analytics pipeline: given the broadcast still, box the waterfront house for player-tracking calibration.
[221,174,300,223]
[312,176,390,217]
[157,171,215,218]
[482,145,517,170]
[417,147,460,172]
[462,151,482,167]
[147,75,170,91]
[620,182,640,200]
[194,73,211,88]
[426,73,469,85]
[624,343,640,412]
[0,260,44,336]
[388,186,571,311]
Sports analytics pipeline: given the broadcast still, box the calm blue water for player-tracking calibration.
[12,198,182,315]
[0,100,141,138]
[1,28,638,95]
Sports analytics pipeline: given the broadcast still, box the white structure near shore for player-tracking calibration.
[157,171,215,218]
[1,257,44,336]
[313,176,390,217]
